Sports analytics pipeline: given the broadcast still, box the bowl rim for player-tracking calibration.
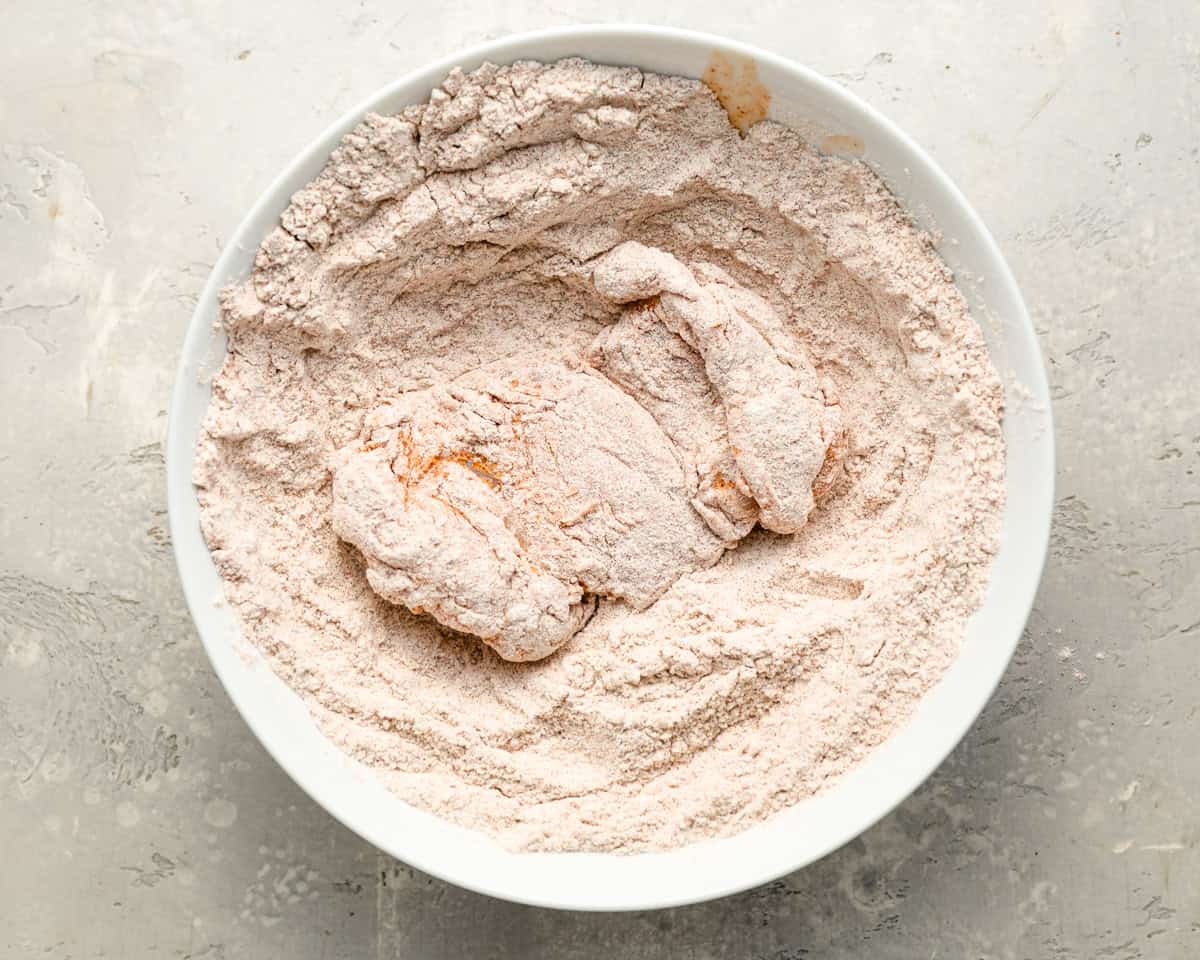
[167,23,1054,911]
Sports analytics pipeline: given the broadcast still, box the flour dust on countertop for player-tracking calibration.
[194,57,1005,852]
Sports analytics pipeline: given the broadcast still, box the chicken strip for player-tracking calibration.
[591,242,842,534]
[587,303,760,543]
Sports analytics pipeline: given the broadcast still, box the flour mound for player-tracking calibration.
[194,58,1004,852]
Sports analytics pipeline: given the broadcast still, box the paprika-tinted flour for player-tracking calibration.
[195,59,1004,851]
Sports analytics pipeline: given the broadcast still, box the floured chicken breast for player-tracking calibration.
[333,243,842,661]
[332,358,727,661]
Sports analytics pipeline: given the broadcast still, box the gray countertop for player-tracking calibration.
[2,2,1197,957]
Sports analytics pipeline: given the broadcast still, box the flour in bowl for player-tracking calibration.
[194,58,1004,851]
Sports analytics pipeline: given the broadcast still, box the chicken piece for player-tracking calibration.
[591,242,842,534]
[332,358,726,661]
[587,304,760,543]
[335,245,843,662]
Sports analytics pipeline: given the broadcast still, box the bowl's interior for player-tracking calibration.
[166,26,1053,911]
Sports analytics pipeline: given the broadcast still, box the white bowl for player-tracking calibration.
[167,25,1053,911]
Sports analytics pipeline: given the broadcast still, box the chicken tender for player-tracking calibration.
[591,241,842,534]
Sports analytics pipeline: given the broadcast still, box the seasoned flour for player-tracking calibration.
[195,58,1005,851]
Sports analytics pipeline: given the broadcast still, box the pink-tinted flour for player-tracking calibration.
[194,58,1005,852]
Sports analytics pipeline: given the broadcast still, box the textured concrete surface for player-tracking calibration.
[2,1,1198,957]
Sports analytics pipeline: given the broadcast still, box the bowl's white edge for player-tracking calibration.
[166,23,1055,911]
